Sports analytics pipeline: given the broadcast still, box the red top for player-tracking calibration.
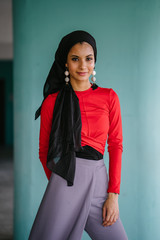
[39,85,123,194]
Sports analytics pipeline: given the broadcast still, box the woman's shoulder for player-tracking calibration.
[97,86,119,99]
[96,87,121,113]
[42,92,59,110]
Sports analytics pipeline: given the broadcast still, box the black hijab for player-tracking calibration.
[35,30,98,186]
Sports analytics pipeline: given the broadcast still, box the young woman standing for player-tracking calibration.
[29,30,128,240]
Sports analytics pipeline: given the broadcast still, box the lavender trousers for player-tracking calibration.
[29,157,128,240]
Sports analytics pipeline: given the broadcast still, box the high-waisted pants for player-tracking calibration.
[29,157,128,240]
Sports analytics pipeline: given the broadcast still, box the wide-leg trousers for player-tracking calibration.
[29,157,128,240]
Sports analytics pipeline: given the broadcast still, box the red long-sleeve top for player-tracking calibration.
[39,86,123,194]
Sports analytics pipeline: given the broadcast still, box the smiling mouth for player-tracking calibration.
[77,72,87,76]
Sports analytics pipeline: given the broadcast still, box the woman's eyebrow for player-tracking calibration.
[70,54,94,57]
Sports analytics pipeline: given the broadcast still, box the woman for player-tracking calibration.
[29,30,128,240]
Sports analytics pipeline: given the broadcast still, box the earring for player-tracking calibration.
[64,68,69,84]
[91,69,96,83]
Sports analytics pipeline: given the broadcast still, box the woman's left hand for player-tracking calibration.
[102,192,119,227]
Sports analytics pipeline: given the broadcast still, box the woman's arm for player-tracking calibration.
[39,94,58,180]
[107,89,123,194]
[102,88,123,226]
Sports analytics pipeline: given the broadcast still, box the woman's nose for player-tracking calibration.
[79,60,86,69]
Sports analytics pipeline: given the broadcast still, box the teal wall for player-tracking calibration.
[13,0,160,239]
[136,1,160,239]
[0,61,13,146]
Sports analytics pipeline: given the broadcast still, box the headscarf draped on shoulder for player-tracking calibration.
[35,30,98,186]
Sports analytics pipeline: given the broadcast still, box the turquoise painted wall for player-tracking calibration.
[136,1,160,239]
[0,61,13,146]
[13,0,160,239]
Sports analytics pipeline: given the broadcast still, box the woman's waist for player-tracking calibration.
[81,136,105,155]
[75,145,103,160]
[75,156,104,168]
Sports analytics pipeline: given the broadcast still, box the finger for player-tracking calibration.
[109,213,115,223]
[114,214,118,222]
[102,207,106,221]
[102,215,112,226]
[103,214,116,227]
[106,210,113,222]
[103,221,113,227]
[104,217,117,226]
[114,211,119,221]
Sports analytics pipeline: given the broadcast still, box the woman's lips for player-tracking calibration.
[77,72,87,76]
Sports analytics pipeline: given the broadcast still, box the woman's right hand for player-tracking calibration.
[102,192,119,227]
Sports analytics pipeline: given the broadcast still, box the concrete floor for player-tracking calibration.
[0,146,13,240]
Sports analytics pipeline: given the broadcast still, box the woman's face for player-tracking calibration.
[65,42,95,83]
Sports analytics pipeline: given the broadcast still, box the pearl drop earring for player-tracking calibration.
[91,69,96,83]
[64,68,69,84]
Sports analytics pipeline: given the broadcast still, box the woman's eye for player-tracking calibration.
[72,57,78,61]
[86,57,93,61]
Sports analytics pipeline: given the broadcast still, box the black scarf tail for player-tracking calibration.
[46,83,83,186]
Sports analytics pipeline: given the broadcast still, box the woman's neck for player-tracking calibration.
[70,79,91,91]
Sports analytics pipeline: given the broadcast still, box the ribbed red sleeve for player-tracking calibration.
[107,89,123,194]
[39,93,58,180]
